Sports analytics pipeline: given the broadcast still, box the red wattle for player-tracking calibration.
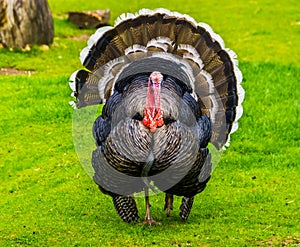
[142,107,164,132]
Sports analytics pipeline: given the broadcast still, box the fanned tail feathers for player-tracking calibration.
[69,8,244,149]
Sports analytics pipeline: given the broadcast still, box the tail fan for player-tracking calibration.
[69,8,244,149]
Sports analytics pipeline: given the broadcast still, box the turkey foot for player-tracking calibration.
[141,189,161,226]
[164,193,173,217]
[142,213,161,226]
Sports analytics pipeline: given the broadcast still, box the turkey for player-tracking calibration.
[69,8,244,225]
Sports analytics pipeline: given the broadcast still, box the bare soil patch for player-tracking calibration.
[69,34,90,41]
[0,67,35,75]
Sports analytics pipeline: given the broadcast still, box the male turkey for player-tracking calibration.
[70,8,244,225]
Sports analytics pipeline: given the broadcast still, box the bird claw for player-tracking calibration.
[141,218,161,226]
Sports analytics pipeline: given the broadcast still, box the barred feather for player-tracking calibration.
[180,197,195,221]
[112,196,139,223]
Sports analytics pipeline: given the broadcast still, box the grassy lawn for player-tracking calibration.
[0,0,299,246]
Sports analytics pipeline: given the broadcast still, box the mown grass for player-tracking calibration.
[0,0,299,246]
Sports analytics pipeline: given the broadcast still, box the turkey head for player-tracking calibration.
[142,71,164,132]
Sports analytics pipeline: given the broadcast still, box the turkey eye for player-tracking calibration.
[131,112,143,120]
[164,118,176,124]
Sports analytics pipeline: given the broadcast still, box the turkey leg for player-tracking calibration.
[142,188,161,226]
[164,193,173,217]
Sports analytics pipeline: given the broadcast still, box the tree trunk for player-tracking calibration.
[0,0,54,49]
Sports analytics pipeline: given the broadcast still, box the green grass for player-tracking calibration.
[0,0,299,246]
